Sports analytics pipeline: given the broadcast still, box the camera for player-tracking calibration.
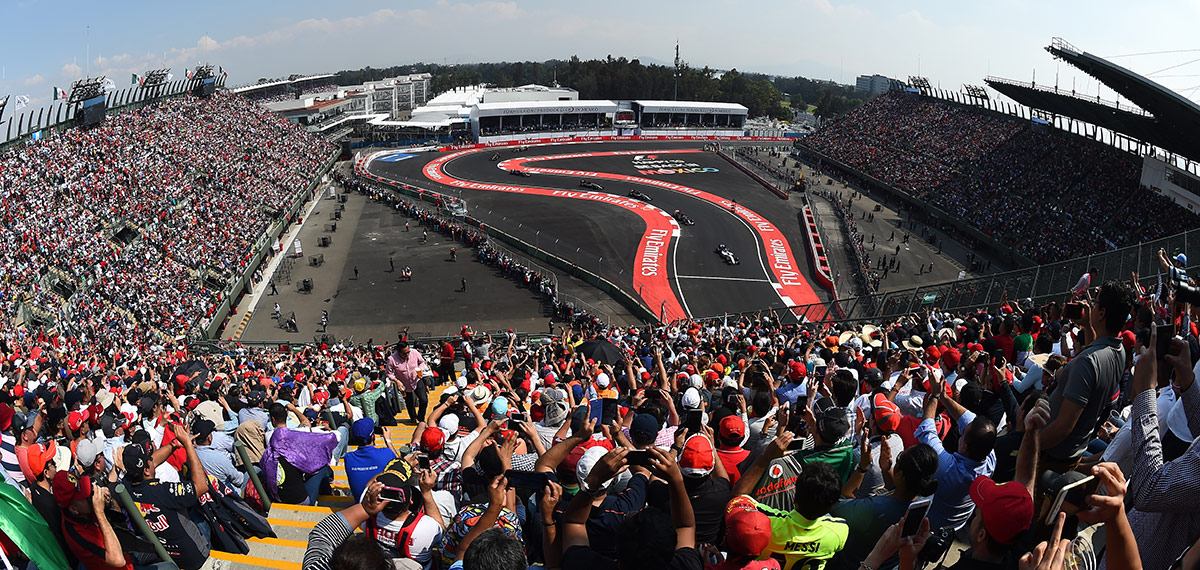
[1177,283,1200,306]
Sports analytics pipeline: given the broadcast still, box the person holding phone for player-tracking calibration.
[1040,281,1132,473]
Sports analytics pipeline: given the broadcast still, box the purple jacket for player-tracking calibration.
[261,428,338,500]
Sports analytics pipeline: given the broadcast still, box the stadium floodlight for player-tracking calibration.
[141,68,171,88]
[191,64,215,81]
[68,77,107,104]
[963,84,989,100]
[908,76,932,91]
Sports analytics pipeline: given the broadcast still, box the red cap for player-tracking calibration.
[52,471,92,508]
[420,427,445,453]
[0,404,13,431]
[28,441,57,475]
[1118,330,1136,350]
[788,361,807,380]
[725,497,772,556]
[67,409,90,431]
[873,393,902,433]
[940,348,961,369]
[925,346,942,363]
[969,476,1034,544]
[716,354,728,365]
[679,434,715,477]
[718,415,746,443]
[684,364,696,374]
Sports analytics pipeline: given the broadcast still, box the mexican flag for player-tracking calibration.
[0,481,70,570]
[132,73,144,86]
[52,86,67,100]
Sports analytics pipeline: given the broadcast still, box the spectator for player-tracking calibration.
[343,418,398,501]
[52,472,133,570]
[121,425,211,570]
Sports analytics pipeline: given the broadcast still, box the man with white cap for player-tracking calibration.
[557,445,651,559]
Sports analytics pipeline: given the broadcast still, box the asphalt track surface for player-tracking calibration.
[367,142,831,321]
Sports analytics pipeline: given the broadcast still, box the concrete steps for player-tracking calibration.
[204,386,446,570]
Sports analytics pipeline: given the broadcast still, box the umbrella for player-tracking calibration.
[577,338,624,365]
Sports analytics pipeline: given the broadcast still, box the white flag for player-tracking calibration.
[14,95,30,110]
[102,77,117,91]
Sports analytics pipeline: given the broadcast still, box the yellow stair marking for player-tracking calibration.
[210,552,300,570]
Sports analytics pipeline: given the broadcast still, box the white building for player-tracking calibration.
[855,74,898,96]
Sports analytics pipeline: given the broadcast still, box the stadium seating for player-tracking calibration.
[801,91,1200,263]
[0,91,335,339]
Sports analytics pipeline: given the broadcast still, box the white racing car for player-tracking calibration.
[580,179,603,190]
[714,244,740,265]
[627,190,652,202]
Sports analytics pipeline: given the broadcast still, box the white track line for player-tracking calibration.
[675,275,774,283]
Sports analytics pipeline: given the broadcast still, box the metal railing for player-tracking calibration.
[679,225,1200,325]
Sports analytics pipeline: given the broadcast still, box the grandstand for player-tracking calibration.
[0,75,337,345]
[796,38,1200,267]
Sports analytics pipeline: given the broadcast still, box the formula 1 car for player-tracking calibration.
[508,169,532,177]
[628,190,652,202]
[672,210,695,225]
[714,244,740,265]
[580,179,604,190]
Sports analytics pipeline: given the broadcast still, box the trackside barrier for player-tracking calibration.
[715,149,790,200]
[234,441,272,512]
[802,205,836,297]
[114,483,178,568]
[354,159,660,324]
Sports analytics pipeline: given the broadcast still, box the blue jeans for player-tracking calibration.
[303,466,333,505]
[332,425,350,462]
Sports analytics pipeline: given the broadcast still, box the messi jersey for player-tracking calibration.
[731,496,848,570]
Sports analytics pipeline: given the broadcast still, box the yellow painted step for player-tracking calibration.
[210,551,301,570]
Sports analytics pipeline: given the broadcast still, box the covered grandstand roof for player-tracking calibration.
[633,100,748,114]
[473,100,617,117]
[989,38,1200,161]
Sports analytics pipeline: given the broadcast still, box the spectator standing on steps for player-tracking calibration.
[385,341,429,424]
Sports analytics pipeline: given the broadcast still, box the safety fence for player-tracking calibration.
[677,225,1200,327]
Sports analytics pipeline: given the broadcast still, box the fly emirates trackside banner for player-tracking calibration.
[421,150,687,321]
[506,150,821,307]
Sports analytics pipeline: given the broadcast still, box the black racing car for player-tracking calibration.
[672,209,694,225]
[580,179,603,190]
[508,169,531,177]
[628,190,652,202]
[714,243,740,265]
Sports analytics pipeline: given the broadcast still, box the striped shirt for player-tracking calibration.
[1111,386,1200,570]
[302,511,354,570]
[1,432,25,487]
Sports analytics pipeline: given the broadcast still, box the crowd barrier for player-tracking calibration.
[714,148,790,199]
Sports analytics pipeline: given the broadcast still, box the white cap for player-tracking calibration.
[682,387,702,409]
[438,414,460,435]
[690,374,704,388]
[577,446,614,492]
[596,373,610,388]
[456,375,468,389]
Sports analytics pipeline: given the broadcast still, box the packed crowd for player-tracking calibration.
[800,91,1200,263]
[3,249,1197,570]
[0,91,335,340]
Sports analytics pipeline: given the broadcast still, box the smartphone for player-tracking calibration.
[683,409,703,433]
[504,469,550,490]
[588,399,604,425]
[379,485,408,503]
[1044,475,1096,525]
[601,398,619,425]
[510,412,528,423]
[416,452,431,470]
[1156,323,1175,359]
[814,365,828,378]
[902,496,932,537]
[626,450,654,466]
[1064,302,1085,320]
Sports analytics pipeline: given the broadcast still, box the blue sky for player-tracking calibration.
[3,0,1199,114]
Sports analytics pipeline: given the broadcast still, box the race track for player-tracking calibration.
[366,142,829,321]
